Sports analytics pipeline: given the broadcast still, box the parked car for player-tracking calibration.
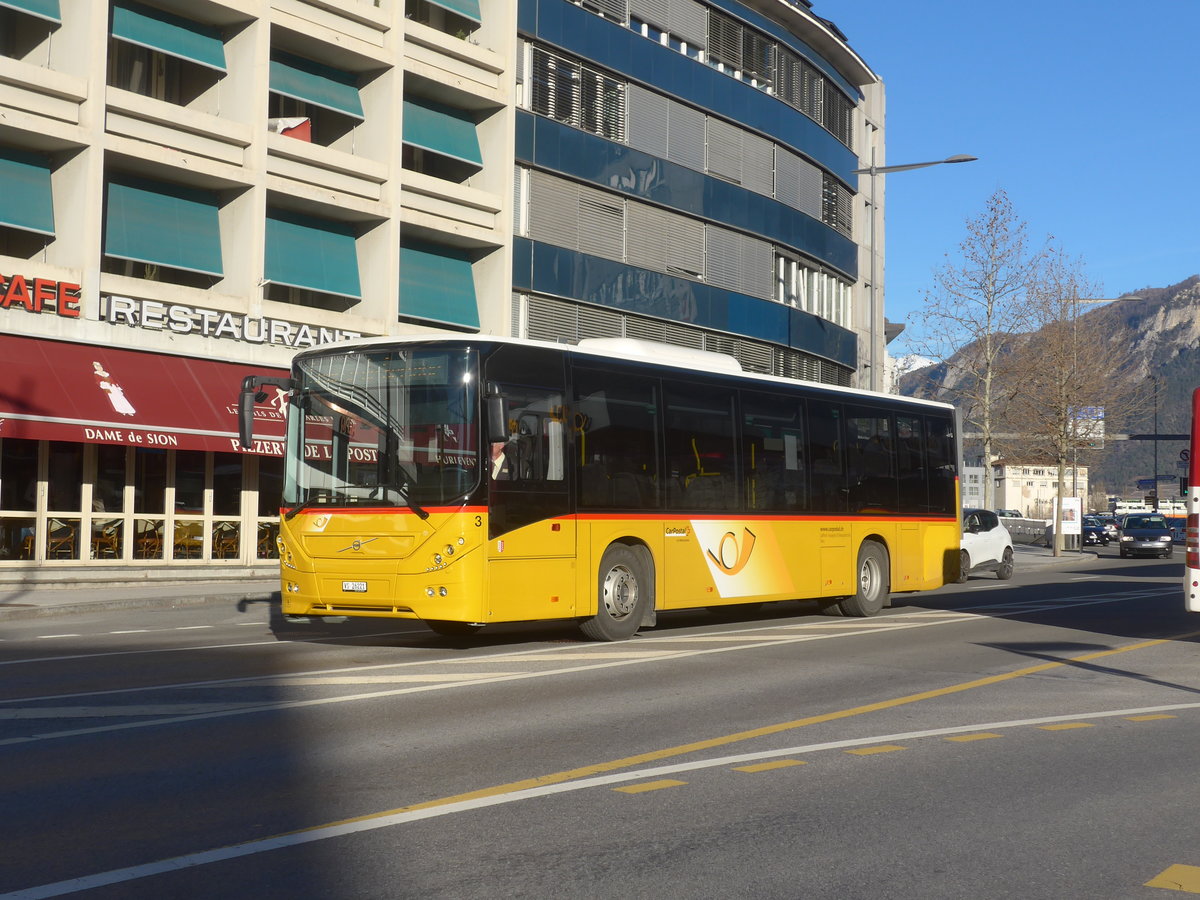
[996,509,1022,519]
[1082,515,1110,546]
[1166,516,1186,544]
[959,508,1015,581]
[1117,514,1174,558]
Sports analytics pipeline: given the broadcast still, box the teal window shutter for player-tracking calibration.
[0,0,60,23]
[399,241,479,330]
[403,98,482,169]
[104,175,223,276]
[110,0,226,72]
[0,147,54,236]
[269,51,363,120]
[265,209,361,299]
[425,0,481,25]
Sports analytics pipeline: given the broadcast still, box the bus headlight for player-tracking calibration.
[433,553,443,565]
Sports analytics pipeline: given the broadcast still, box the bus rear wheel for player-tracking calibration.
[837,541,889,617]
[581,544,649,641]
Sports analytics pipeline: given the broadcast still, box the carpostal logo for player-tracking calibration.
[705,527,756,576]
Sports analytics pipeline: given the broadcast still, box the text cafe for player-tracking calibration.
[0,331,289,567]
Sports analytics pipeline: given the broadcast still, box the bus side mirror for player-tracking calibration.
[238,375,292,450]
[486,394,507,444]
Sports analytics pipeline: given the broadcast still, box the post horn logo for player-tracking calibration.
[706,527,756,575]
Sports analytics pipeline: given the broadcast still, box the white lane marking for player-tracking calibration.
[174,626,213,631]
[242,674,523,686]
[10,700,1199,900]
[0,704,268,719]
[0,615,1005,746]
[109,630,149,634]
[36,635,80,640]
[0,586,1178,714]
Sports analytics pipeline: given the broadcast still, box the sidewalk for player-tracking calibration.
[0,544,1096,622]
[0,567,279,621]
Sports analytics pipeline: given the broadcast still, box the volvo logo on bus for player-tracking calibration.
[339,537,379,553]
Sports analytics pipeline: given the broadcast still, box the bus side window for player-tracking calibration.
[845,407,897,513]
[574,368,660,510]
[895,415,927,512]
[742,391,806,512]
[807,401,846,513]
[924,414,957,514]
[664,381,735,510]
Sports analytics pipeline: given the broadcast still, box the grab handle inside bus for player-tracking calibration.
[238,375,294,450]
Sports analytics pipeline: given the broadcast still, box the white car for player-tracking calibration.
[958,508,1015,582]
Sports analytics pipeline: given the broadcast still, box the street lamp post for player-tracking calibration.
[851,153,977,392]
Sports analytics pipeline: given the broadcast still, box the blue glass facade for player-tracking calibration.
[517,0,862,372]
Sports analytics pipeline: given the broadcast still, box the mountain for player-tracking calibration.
[896,276,1200,498]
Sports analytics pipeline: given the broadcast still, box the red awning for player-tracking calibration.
[0,335,289,455]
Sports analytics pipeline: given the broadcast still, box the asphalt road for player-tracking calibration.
[1,550,1197,899]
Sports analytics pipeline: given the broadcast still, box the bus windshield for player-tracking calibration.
[283,347,479,512]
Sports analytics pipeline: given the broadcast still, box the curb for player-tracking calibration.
[0,590,281,621]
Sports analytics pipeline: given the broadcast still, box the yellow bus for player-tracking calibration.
[239,335,961,640]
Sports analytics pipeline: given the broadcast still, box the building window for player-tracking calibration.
[102,173,223,289]
[268,51,364,149]
[405,0,481,41]
[530,47,625,142]
[107,2,226,108]
[0,4,59,63]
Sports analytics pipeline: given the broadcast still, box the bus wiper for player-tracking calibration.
[283,489,333,521]
[369,481,430,520]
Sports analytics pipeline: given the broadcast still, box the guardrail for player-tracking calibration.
[999,516,1049,545]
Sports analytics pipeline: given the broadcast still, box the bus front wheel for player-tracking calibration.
[837,541,889,617]
[581,544,650,641]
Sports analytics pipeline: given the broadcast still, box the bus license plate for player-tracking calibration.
[342,581,368,593]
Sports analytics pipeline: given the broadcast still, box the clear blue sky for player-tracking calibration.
[822,1,1200,354]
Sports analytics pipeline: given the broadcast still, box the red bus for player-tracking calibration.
[1187,387,1200,611]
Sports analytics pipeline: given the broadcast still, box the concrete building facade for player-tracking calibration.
[0,0,882,569]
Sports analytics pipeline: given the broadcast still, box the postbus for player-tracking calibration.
[1185,387,1200,611]
[239,335,962,640]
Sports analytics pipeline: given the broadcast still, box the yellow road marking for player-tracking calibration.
[613,779,686,794]
[846,744,906,756]
[945,732,1003,742]
[292,632,1198,833]
[491,652,677,661]
[1127,714,1176,722]
[733,759,807,773]
[1039,723,1094,731]
[1145,864,1200,893]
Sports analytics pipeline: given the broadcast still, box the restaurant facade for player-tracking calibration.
[0,0,884,570]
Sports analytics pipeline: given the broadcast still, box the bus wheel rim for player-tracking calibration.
[602,565,638,620]
[859,557,880,599]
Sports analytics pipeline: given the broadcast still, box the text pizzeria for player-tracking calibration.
[101,295,365,348]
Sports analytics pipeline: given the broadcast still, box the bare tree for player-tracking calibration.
[907,189,1045,509]
[1004,246,1142,554]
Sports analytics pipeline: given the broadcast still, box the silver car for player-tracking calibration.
[1117,514,1174,559]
